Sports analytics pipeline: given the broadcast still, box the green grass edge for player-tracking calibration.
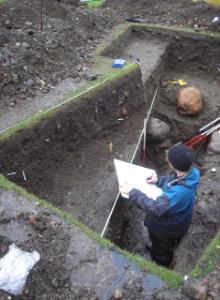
[2,22,220,142]
[0,63,137,141]
[189,230,220,278]
[87,0,105,8]
[0,20,219,287]
[137,23,220,38]
[0,174,182,288]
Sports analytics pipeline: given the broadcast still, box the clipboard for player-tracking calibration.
[114,159,163,200]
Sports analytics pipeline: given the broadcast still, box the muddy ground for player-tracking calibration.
[1,26,219,273]
[1,0,220,117]
[104,0,220,31]
[0,1,220,299]
[0,0,117,113]
[0,189,167,300]
[107,30,220,273]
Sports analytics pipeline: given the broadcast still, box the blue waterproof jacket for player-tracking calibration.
[129,166,200,241]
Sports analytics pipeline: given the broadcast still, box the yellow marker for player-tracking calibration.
[193,0,220,4]
[167,79,187,86]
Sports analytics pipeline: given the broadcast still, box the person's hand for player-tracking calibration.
[119,181,133,198]
[146,172,158,184]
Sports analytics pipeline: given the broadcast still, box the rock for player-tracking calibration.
[177,86,203,115]
[24,79,34,86]
[182,278,208,300]
[146,118,170,143]
[4,20,12,29]
[113,288,123,299]
[9,99,16,107]
[207,130,220,154]
[27,29,34,36]
[87,74,97,81]
[211,167,216,173]
[25,21,33,26]
[120,105,128,117]
[36,78,46,86]
[28,215,38,225]
[22,42,29,48]
[12,73,18,82]
[51,277,60,288]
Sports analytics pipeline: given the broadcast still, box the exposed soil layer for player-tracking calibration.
[0,0,117,115]
[0,1,220,298]
[1,27,220,272]
[107,29,220,272]
[104,0,220,32]
[1,0,220,130]
[0,66,146,233]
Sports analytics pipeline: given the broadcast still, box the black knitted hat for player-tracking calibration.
[168,144,193,172]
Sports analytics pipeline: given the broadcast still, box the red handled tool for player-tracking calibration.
[180,117,220,147]
[184,122,220,148]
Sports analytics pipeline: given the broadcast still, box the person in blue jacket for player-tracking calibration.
[119,144,200,266]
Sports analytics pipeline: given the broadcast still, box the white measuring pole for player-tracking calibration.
[100,87,159,238]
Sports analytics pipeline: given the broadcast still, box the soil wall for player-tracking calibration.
[0,65,145,196]
[106,28,220,270]
[101,26,133,58]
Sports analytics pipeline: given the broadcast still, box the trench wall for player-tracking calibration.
[0,23,219,288]
[0,65,145,184]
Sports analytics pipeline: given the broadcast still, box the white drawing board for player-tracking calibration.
[114,159,163,200]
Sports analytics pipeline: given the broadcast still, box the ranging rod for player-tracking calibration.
[100,87,159,238]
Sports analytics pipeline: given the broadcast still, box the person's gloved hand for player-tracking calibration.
[146,172,158,184]
[119,182,133,198]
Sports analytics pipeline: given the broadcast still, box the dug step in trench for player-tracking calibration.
[119,144,200,267]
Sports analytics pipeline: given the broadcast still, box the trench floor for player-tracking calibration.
[18,37,170,234]
[165,71,220,109]
[122,37,168,83]
[110,70,220,271]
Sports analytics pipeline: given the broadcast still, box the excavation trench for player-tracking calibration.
[0,27,220,273]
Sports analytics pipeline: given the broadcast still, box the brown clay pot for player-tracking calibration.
[177,86,203,115]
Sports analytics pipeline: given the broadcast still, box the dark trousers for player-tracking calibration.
[149,232,180,267]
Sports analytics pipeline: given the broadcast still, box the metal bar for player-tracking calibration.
[100,87,159,238]
[199,116,220,132]
[185,124,220,147]
[40,0,43,33]
[100,192,120,238]
[203,123,220,136]
[130,127,144,163]
[132,87,159,162]
[181,119,220,147]
[142,87,159,154]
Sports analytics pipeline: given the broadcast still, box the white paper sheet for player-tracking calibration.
[114,159,163,200]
